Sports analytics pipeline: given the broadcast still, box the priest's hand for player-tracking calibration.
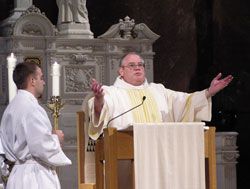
[52,130,64,145]
[206,73,233,98]
[91,78,104,117]
[91,78,104,98]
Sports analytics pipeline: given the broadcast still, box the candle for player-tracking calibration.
[51,62,61,96]
[7,53,17,103]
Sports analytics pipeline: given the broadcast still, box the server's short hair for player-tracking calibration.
[13,61,41,89]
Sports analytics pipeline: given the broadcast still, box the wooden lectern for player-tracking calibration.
[95,126,217,189]
[77,111,216,189]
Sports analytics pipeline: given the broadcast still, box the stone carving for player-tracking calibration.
[56,0,89,24]
[216,132,239,189]
[224,135,237,149]
[22,23,42,35]
[18,40,45,50]
[13,5,55,36]
[119,16,135,39]
[22,5,42,16]
[133,23,160,39]
[1,66,7,91]
[65,66,94,93]
[0,4,43,36]
[15,0,32,9]
[94,56,105,82]
[107,44,141,53]
[98,16,134,39]
[63,99,85,105]
[98,16,160,40]
[71,54,88,63]
[142,45,152,52]
[222,152,240,162]
[47,42,56,49]
[57,45,93,51]
[94,56,105,65]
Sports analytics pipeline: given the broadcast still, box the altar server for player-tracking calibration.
[0,62,71,189]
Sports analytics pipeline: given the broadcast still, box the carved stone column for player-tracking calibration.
[216,132,239,189]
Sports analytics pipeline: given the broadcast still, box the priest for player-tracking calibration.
[88,52,233,140]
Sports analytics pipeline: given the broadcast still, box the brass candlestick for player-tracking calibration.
[46,96,64,130]
[46,96,64,174]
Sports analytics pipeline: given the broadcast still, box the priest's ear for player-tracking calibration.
[118,66,124,77]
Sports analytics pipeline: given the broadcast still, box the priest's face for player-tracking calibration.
[33,67,45,98]
[119,54,146,86]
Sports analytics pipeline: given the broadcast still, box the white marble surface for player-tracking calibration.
[216,132,239,189]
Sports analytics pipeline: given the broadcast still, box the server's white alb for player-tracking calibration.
[0,90,71,189]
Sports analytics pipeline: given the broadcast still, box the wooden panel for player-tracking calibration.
[204,127,217,189]
[77,111,85,186]
[204,130,209,158]
[207,127,217,189]
[117,131,134,159]
[79,183,96,189]
[77,111,97,189]
[104,128,118,189]
[95,140,104,189]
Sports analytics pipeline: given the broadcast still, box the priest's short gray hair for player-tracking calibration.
[119,52,145,67]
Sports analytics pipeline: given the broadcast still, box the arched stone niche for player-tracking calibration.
[13,5,55,36]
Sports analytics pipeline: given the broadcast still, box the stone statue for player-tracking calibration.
[56,0,89,24]
[15,0,32,9]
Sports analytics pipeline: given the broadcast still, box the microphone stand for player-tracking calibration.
[106,96,146,128]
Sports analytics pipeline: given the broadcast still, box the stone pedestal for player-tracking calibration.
[57,23,93,39]
[216,132,239,189]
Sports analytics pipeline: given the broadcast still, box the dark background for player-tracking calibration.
[1,0,250,188]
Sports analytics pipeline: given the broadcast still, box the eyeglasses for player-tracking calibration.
[122,63,145,70]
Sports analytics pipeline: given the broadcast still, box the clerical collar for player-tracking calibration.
[114,76,149,90]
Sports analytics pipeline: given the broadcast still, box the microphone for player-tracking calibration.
[107,96,146,128]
